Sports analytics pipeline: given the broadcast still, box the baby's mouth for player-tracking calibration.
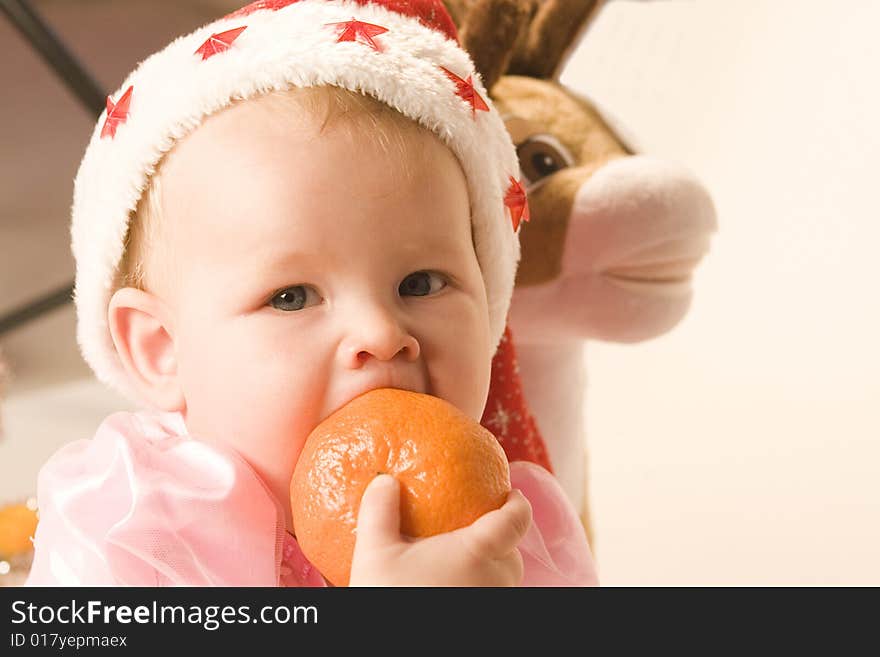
[326,370,428,421]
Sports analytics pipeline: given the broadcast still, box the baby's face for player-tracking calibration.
[156,97,492,530]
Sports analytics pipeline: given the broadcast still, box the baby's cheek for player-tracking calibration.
[427,305,492,422]
[189,347,323,514]
[236,394,314,477]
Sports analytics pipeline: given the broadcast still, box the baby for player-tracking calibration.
[26,0,596,586]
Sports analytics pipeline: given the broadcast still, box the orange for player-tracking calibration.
[0,501,38,559]
[290,388,510,586]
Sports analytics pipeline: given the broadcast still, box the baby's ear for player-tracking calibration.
[108,287,185,412]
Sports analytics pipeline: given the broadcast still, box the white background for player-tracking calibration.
[562,0,879,584]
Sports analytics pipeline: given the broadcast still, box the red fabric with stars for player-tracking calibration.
[224,0,458,42]
[101,85,133,139]
[195,26,248,60]
[504,177,530,231]
[481,325,553,473]
[327,18,389,51]
[440,66,490,118]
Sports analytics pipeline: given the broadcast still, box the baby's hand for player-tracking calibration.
[349,475,531,587]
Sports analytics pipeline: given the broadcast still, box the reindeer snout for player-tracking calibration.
[563,155,718,284]
[510,155,718,343]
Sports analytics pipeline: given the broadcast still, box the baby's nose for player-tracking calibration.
[339,306,420,368]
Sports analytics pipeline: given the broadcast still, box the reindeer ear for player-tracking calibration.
[508,0,605,80]
[444,0,535,92]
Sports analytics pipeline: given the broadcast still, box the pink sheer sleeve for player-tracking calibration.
[25,411,291,586]
[510,461,600,587]
[24,411,595,587]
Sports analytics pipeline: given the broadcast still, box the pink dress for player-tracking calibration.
[25,411,598,587]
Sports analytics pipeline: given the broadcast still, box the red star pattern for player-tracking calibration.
[480,325,553,472]
[504,176,530,231]
[195,26,248,60]
[101,85,134,139]
[440,66,489,119]
[326,17,388,51]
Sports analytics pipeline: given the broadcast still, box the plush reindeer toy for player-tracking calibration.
[459,0,718,546]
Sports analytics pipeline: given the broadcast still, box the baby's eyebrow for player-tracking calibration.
[258,250,316,273]
[396,240,463,258]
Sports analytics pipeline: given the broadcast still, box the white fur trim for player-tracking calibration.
[71,0,520,404]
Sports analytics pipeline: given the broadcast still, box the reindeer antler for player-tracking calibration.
[508,0,605,80]
[443,0,535,91]
[441,0,469,26]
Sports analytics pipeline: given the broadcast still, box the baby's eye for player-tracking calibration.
[399,271,446,297]
[269,285,321,312]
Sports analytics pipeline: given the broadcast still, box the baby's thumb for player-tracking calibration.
[354,474,402,550]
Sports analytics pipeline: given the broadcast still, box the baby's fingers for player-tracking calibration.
[354,474,402,551]
[460,489,532,559]
[497,549,525,587]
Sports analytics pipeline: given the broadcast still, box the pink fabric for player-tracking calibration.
[510,461,599,586]
[26,410,597,587]
[279,533,326,587]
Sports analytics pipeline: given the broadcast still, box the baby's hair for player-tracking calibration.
[116,86,431,295]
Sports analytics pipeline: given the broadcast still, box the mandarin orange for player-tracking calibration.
[290,388,510,586]
[0,501,38,559]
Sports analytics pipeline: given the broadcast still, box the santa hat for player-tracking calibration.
[71,0,529,405]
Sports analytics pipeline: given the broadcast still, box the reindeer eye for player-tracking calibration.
[517,134,574,186]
